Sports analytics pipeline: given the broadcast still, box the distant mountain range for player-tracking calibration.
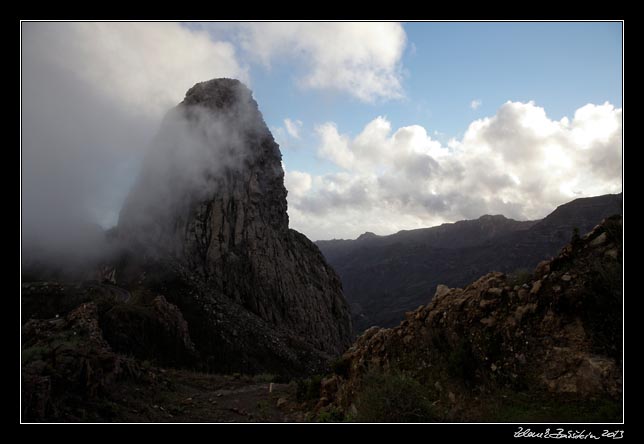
[316,193,623,333]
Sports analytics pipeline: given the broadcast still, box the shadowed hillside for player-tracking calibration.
[317,193,622,333]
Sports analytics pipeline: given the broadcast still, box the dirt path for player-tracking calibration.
[108,369,307,423]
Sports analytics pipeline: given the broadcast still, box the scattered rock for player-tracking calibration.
[314,397,330,410]
[434,284,451,300]
[486,287,503,298]
[535,260,550,275]
[605,249,618,259]
[590,232,607,247]
[514,303,537,324]
[480,299,499,309]
[480,317,496,327]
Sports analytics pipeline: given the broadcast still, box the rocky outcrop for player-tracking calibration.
[22,281,130,324]
[322,216,622,421]
[116,79,352,373]
[100,295,197,368]
[22,303,139,421]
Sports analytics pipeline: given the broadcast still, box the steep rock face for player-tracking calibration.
[117,79,352,369]
[322,216,622,421]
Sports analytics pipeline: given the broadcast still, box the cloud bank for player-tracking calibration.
[21,21,409,262]
[285,101,622,241]
[21,22,247,261]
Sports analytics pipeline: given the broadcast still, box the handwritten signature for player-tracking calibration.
[514,427,624,439]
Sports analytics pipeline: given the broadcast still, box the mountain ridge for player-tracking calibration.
[318,214,623,422]
[316,193,622,333]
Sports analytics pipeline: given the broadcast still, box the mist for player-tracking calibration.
[117,80,273,258]
[21,30,154,269]
[20,22,248,273]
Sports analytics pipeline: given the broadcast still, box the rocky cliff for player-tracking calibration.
[116,79,352,373]
[317,216,622,422]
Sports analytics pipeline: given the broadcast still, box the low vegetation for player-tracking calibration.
[507,268,532,287]
[295,375,323,402]
[354,370,435,422]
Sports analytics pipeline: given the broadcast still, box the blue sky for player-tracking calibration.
[251,22,621,174]
[22,22,623,242]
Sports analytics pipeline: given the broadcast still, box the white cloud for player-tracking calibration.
[470,99,482,110]
[235,22,406,102]
[23,23,248,119]
[315,122,355,170]
[21,22,248,253]
[284,118,303,139]
[287,101,622,240]
[284,167,312,198]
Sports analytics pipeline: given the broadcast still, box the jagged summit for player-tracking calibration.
[477,214,508,221]
[183,78,251,109]
[357,232,378,241]
[116,78,352,373]
[119,77,287,241]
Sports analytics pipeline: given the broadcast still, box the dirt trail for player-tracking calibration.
[108,369,307,423]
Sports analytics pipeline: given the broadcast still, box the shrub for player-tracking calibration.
[447,339,478,382]
[331,356,351,379]
[296,375,323,402]
[252,373,276,383]
[315,406,345,422]
[583,259,622,360]
[354,370,435,422]
[22,345,48,365]
[507,268,532,287]
[571,226,581,244]
[256,400,270,420]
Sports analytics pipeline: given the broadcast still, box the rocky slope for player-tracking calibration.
[317,193,622,333]
[21,297,303,422]
[115,79,351,373]
[317,216,622,422]
[22,301,140,420]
